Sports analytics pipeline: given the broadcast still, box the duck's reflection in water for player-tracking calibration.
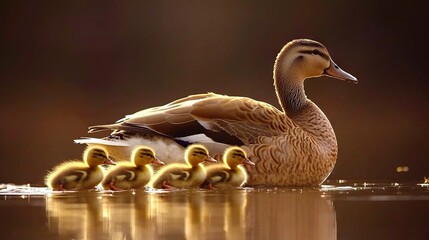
[247,190,337,240]
[46,189,336,239]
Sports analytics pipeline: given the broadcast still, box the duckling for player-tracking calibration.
[148,144,217,189]
[45,147,115,191]
[101,146,165,190]
[201,146,255,189]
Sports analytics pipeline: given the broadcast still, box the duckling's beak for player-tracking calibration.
[205,155,217,163]
[243,158,255,166]
[324,59,358,84]
[151,157,165,166]
[104,157,116,165]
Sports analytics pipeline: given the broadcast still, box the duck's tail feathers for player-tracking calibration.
[88,124,118,133]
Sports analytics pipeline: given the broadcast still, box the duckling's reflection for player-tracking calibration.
[46,192,104,240]
[46,189,336,239]
[224,191,248,240]
[101,191,156,239]
[46,191,156,240]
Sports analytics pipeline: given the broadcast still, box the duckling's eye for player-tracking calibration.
[312,49,320,55]
[192,154,196,156]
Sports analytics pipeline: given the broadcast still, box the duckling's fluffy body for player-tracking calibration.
[203,165,247,189]
[102,146,163,190]
[45,161,104,190]
[149,144,215,189]
[102,162,153,190]
[201,146,254,189]
[149,163,206,189]
[45,147,114,190]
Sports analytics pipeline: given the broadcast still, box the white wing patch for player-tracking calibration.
[74,138,129,147]
[197,120,219,132]
[177,134,215,143]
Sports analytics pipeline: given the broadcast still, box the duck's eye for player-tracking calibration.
[312,49,320,55]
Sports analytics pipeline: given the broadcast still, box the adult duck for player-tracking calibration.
[76,39,357,186]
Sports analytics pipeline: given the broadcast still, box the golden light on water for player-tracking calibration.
[2,183,429,239]
[45,190,336,239]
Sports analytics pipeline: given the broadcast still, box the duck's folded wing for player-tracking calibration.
[61,169,88,183]
[89,93,288,145]
[207,170,230,183]
[169,170,191,181]
[112,169,136,182]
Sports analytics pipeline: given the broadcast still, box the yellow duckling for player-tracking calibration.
[101,146,165,190]
[201,146,255,189]
[149,144,217,189]
[45,147,115,191]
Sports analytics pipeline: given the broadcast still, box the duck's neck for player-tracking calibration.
[274,71,308,116]
[88,165,99,170]
[274,67,338,157]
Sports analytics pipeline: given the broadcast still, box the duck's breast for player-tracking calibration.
[82,167,104,189]
[132,168,152,188]
[193,166,208,186]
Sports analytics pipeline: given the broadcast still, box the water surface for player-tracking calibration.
[1,181,428,240]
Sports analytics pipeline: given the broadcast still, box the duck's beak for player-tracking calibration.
[151,157,165,166]
[324,59,358,84]
[104,157,116,165]
[205,155,217,163]
[243,158,255,166]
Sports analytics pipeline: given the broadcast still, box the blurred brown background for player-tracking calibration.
[0,1,428,184]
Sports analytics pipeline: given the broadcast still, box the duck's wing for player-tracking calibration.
[89,93,289,145]
[62,169,88,183]
[110,169,137,182]
[207,170,230,183]
[48,168,88,186]
[168,169,191,181]
[200,165,230,188]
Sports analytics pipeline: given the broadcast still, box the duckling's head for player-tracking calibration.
[274,39,357,84]
[84,147,116,167]
[185,144,217,166]
[131,146,165,167]
[223,146,255,169]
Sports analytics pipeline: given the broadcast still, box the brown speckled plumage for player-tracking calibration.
[79,39,357,186]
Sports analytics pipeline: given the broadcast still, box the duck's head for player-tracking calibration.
[185,144,217,166]
[84,147,116,167]
[223,146,255,169]
[132,146,165,167]
[274,39,357,84]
